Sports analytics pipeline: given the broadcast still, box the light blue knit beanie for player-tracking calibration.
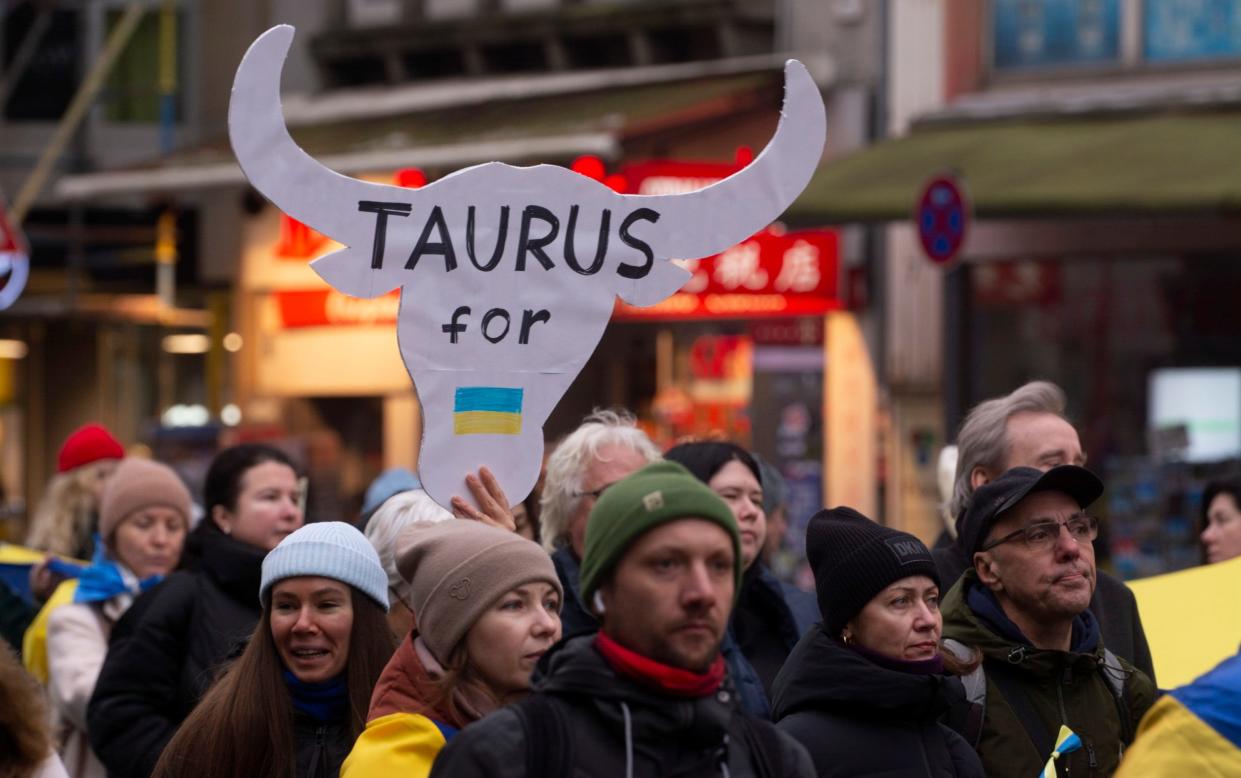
[260,521,389,611]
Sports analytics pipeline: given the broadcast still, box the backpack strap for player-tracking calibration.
[514,693,571,777]
[735,715,786,778]
[1101,649,1135,746]
[942,638,987,747]
[987,660,1056,760]
[943,639,986,705]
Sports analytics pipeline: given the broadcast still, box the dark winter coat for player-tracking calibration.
[87,524,266,778]
[932,532,1156,683]
[772,624,984,778]
[725,562,814,718]
[0,578,34,656]
[294,712,352,778]
[551,546,597,639]
[427,634,815,778]
[941,570,1157,778]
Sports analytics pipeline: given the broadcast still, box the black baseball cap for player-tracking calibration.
[960,465,1104,556]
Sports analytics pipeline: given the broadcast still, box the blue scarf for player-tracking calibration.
[73,537,163,604]
[966,580,1100,654]
[282,669,348,722]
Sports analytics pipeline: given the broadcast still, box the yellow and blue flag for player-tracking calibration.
[1116,650,1241,776]
[1038,725,1082,778]
[453,387,523,435]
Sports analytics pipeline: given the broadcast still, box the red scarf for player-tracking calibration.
[594,631,726,698]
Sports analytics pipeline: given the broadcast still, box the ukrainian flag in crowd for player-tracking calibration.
[1115,650,1241,776]
[1038,726,1081,778]
[453,387,523,435]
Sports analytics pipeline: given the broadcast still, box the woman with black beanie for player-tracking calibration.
[771,506,983,777]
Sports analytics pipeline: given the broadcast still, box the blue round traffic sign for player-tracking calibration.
[916,175,969,265]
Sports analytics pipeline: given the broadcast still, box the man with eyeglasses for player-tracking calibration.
[539,409,662,637]
[941,465,1156,778]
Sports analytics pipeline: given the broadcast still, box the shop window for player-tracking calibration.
[2,7,80,121]
[991,0,1121,71]
[1143,0,1241,63]
[102,9,185,123]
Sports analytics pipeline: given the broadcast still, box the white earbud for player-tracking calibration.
[593,590,606,615]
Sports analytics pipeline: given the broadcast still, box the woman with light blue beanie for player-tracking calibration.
[152,522,397,778]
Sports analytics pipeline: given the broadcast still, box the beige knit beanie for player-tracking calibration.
[396,520,562,663]
[99,458,193,540]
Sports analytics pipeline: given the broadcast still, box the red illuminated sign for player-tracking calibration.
[613,226,840,321]
[276,289,399,328]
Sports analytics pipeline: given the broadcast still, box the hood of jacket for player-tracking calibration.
[367,631,465,728]
[770,623,964,721]
[942,568,1108,679]
[190,522,267,606]
[537,634,737,751]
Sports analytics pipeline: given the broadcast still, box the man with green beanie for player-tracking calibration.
[430,461,813,778]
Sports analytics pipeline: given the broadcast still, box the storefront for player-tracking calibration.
[792,105,1241,576]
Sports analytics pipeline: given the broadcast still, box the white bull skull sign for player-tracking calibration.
[229,25,826,510]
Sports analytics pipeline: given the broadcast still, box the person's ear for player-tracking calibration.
[969,466,991,491]
[974,551,1002,591]
[840,620,857,646]
[211,504,232,534]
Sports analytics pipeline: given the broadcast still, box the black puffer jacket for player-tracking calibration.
[87,523,266,778]
[772,624,984,778]
[429,634,815,778]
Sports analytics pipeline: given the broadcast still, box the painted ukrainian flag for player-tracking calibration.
[453,387,523,435]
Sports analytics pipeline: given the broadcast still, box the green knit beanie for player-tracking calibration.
[580,460,741,605]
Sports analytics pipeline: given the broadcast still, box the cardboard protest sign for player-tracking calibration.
[229,25,826,510]
[1127,557,1241,687]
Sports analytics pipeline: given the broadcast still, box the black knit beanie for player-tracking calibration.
[806,506,941,638]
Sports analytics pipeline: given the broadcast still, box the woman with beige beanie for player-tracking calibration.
[42,458,193,778]
[341,520,563,778]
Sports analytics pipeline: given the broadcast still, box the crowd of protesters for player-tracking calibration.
[1,380,1239,777]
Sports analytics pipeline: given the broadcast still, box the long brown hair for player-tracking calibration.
[0,641,54,776]
[940,643,982,676]
[424,639,505,725]
[152,588,395,778]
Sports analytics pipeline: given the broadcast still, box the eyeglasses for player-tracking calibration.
[573,481,620,501]
[981,514,1099,553]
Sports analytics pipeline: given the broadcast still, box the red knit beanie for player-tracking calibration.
[58,423,124,473]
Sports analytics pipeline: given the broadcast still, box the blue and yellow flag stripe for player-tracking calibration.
[1115,652,1241,776]
[1039,725,1081,778]
[453,387,523,435]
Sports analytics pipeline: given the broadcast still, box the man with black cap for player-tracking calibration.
[430,461,813,778]
[941,465,1156,778]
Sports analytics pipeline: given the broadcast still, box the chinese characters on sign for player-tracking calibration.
[612,228,839,320]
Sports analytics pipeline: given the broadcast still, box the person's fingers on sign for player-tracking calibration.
[451,466,517,532]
